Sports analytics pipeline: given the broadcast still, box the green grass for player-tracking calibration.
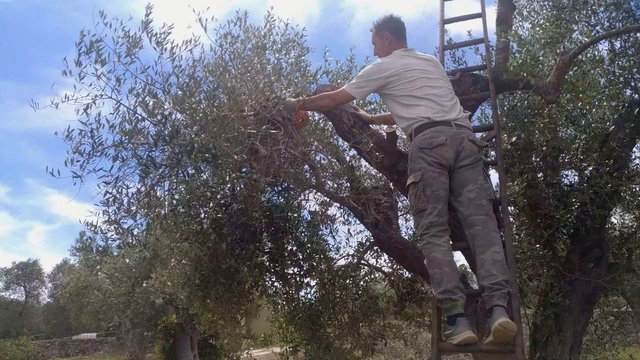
[583,346,640,360]
[614,346,640,359]
[55,354,163,360]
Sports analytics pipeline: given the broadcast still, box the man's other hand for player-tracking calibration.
[284,98,302,115]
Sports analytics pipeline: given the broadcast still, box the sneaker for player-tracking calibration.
[484,306,517,344]
[443,317,479,345]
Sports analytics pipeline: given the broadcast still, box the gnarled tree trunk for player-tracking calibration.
[175,321,199,360]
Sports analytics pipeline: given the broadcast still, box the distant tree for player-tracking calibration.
[55,232,122,335]
[0,298,29,338]
[42,259,77,338]
[47,8,351,359]
[46,258,75,302]
[0,259,45,316]
[0,259,46,338]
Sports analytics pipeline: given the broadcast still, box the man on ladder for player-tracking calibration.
[285,14,517,346]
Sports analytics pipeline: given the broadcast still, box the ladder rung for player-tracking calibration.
[443,12,483,25]
[452,242,470,252]
[447,64,488,76]
[482,131,497,142]
[464,288,482,297]
[439,342,514,354]
[484,159,498,167]
[472,123,494,133]
[459,91,491,102]
[452,237,508,255]
[443,38,485,51]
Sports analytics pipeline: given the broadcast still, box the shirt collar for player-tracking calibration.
[390,47,415,56]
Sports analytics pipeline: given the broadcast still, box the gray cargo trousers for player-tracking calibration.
[407,124,511,317]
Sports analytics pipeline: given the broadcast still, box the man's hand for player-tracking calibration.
[284,98,302,115]
[293,109,310,129]
[283,98,310,129]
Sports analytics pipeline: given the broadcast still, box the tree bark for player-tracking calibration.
[176,321,199,360]
[494,0,516,74]
[529,236,610,360]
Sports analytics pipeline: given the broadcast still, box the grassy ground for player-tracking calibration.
[51,345,640,360]
[54,356,126,360]
[582,346,640,360]
[599,346,640,359]
[54,350,284,360]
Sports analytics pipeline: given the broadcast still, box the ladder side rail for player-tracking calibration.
[478,0,525,359]
[431,299,441,360]
[438,0,446,65]
[435,4,445,359]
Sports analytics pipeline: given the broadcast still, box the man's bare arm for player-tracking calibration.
[367,113,396,125]
[298,88,356,112]
[289,88,394,125]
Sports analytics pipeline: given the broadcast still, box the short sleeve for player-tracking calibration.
[343,60,390,100]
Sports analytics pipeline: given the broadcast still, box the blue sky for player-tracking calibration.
[0,0,493,272]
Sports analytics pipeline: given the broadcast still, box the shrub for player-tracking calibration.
[0,337,36,360]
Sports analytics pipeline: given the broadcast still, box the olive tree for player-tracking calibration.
[46,1,640,359]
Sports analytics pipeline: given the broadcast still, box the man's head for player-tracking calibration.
[370,14,408,58]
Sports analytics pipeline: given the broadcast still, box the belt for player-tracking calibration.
[409,121,467,142]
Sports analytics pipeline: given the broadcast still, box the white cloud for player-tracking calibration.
[0,210,65,271]
[0,181,89,271]
[26,223,58,248]
[340,0,439,43]
[0,184,9,204]
[0,249,25,269]
[341,0,438,21]
[44,192,94,223]
[264,0,320,25]
[24,179,95,224]
[0,221,74,271]
[35,251,68,273]
[0,211,18,238]
[0,80,77,134]
[25,223,68,272]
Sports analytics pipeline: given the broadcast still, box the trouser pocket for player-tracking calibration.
[467,135,489,150]
[406,172,425,216]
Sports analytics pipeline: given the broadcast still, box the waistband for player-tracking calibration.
[409,121,472,142]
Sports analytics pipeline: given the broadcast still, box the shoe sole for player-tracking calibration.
[484,318,517,344]
[446,329,479,345]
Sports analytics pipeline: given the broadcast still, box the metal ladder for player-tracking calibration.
[431,0,525,359]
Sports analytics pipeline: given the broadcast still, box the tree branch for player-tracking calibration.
[534,24,640,103]
[495,0,516,73]
[316,85,410,195]
[358,261,393,280]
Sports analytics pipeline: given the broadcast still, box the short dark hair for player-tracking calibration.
[371,14,407,43]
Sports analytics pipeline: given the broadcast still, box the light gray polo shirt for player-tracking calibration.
[343,48,472,136]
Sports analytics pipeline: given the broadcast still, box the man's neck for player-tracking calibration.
[391,43,408,51]
[389,45,408,54]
